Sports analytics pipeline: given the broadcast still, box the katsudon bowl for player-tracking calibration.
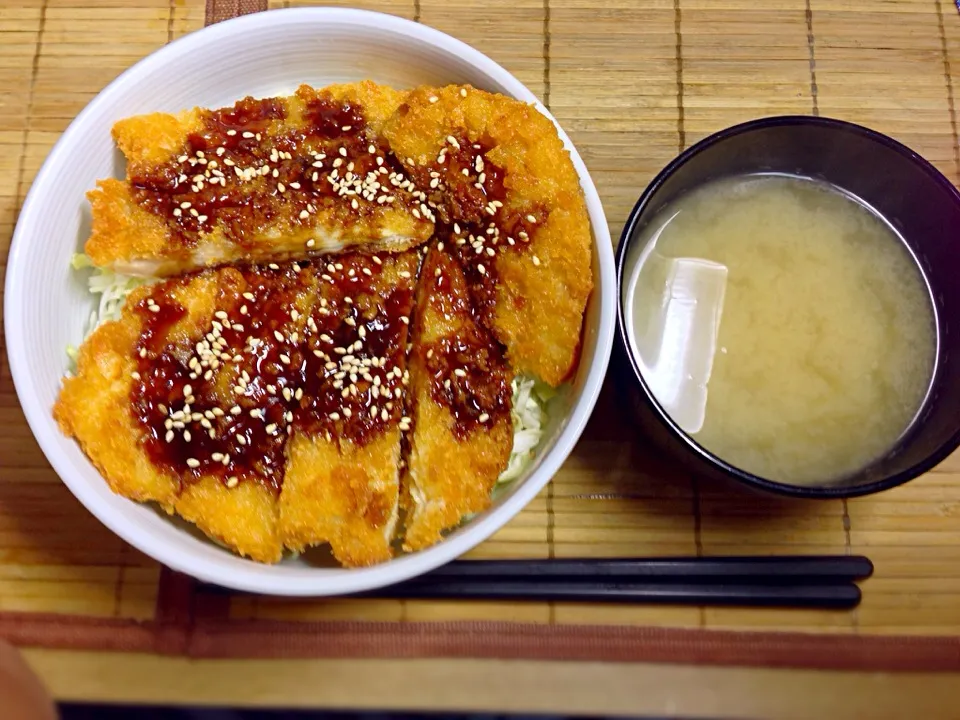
[5,8,615,595]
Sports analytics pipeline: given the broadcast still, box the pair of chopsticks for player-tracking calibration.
[372,556,873,608]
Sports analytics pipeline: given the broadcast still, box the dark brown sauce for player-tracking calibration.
[423,333,511,439]
[129,93,418,248]
[405,134,544,327]
[128,101,552,465]
[402,134,549,436]
[417,253,512,439]
[130,256,415,492]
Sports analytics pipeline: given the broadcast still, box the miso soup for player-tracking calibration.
[624,174,937,486]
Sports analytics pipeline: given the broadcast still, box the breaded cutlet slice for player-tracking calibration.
[402,247,514,552]
[55,283,183,508]
[280,250,420,567]
[54,266,311,562]
[86,82,433,276]
[382,84,593,386]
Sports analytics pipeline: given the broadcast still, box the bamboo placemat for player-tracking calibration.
[2,0,960,670]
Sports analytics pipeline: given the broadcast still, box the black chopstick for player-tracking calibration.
[414,555,874,583]
[377,579,862,608]
[364,556,872,608]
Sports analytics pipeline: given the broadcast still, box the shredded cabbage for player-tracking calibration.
[72,253,152,340]
[498,375,552,484]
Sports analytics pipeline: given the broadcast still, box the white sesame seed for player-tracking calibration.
[454,368,467,378]
[478,413,490,423]
[532,255,541,266]
[429,95,439,103]
[226,476,239,488]
[460,88,468,97]
[300,210,309,220]
[186,458,200,468]
[265,423,278,434]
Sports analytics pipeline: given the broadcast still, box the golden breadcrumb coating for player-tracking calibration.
[59,81,594,566]
[278,251,419,566]
[282,431,402,566]
[55,299,179,507]
[176,475,283,564]
[402,247,513,551]
[55,270,287,563]
[86,82,433,276]
[383,84,592,386]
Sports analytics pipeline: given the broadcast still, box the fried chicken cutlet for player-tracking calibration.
[382,85,593,387]
[86,82,433,276]
[279,251,420,566]
[402,247,514,551]
[56,252,420,565]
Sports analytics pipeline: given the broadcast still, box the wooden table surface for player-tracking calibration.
[3,0,960,716]
[22,650,960,719]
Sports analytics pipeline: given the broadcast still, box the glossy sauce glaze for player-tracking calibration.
[130,254,417,492]
[129,91,421,247]
[129,96,552,474]
[395,132,549,438]
[405,134,546,322]
[416,252,512,439]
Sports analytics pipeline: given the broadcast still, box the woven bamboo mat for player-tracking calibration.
[2,0,960,669]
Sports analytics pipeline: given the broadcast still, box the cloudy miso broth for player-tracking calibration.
[625,175,936,486]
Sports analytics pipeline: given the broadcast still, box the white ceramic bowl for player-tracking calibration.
[5,8,615,596]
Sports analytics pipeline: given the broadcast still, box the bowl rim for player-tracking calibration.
[5,7,616,595]
[615,114,960,499]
